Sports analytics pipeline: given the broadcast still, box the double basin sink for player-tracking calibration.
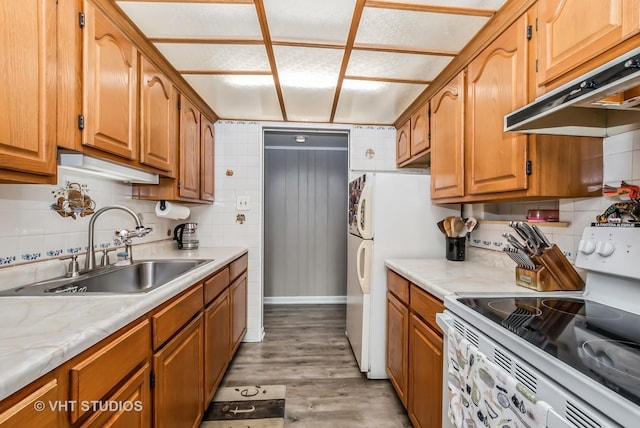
[0,259,213,296]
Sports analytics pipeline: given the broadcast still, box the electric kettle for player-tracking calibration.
[173,223,199,250]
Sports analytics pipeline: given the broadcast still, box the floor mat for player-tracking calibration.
[201,385,286,428]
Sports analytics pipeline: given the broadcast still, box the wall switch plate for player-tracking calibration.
[236,195,251,211]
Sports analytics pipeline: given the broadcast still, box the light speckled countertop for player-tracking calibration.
[385,252,530,301]
[0,245,247,401]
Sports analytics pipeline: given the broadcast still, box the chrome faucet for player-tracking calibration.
[85,205,152,271]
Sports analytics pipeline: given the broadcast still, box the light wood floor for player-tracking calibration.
[219,304,412,427]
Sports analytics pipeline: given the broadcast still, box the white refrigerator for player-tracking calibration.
[346,172,459,379]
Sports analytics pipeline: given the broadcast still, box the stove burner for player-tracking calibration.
[487,299,542,316]
[581,339,640,382]
[542,299,622,320]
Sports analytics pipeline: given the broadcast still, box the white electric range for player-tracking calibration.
[438,226,640,428]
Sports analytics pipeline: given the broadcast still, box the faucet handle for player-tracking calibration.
[100,248,115,267]
[61,254,80,277]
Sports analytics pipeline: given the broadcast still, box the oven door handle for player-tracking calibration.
[436,311,454,333]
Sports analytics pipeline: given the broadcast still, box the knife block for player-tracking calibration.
[514,244,585,291]
[515,265,565,291]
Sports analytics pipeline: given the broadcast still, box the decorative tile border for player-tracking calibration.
[0,256,16,265]
[21,253,42,261]
[46,249,63,257]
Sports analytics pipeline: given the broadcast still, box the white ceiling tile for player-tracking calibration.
[274,46,343,86]
[372,0,507,10]
[356,8,490,52]
[334,80,427,124]
[281,86,336,122]
[347,51,453,81]
[116,2,262,39]
[183,75,282,121]
[264,0,356,43]
[274,46,343,122]
[155,43,270,72]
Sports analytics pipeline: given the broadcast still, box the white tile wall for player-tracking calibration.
[0,170,178,266]
[468,129,640,262]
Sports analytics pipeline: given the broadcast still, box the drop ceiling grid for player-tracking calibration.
[115,0,508,123]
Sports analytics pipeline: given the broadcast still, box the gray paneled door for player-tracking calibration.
[264,145,348,299]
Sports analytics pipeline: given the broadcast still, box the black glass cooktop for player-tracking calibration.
[457,296,640,406]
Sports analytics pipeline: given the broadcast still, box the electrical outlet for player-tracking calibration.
[236,195,251,211]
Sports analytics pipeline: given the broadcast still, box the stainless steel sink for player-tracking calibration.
[0,259,213,296]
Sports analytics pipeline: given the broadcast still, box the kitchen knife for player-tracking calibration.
[532,225,552,248]
[502,232,528,252]
[517,221,543,255]
[515,248,536,269]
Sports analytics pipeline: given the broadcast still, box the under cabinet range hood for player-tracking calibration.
[505,46,640,137]
[58,152,159,184]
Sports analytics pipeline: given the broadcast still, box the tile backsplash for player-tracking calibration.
[0,170,177,267]
[468,129,640,262]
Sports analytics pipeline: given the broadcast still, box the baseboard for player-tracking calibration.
[243,327,264,343]
[264,295,347,305]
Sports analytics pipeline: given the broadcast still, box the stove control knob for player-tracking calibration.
[578,239,596,254]
[596,241,615,257]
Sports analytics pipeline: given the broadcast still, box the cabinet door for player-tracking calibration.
[410,104,429,156]
[153,314,204,428]
[179,96,201,200]
[82,363,151,428]
[466,15,528,195]
[386,292,409,408]
[229,272,247,356]
[204,289,230,405]
[139,56,177,175]
[538,0,640,87]
[431,73,465,199]
[0,0,57,181]
[200,116,215,202]
[408,314,443,428]
[396,121,411,165]
[83,2,137,160]
[0,379,59,427]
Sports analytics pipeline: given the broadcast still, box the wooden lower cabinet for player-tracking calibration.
[153,314,204,428]
[82,363,151,428]
[204,289,230,405]
[386,270,444,428]
[0,378,60,427]
[408,313,443,428]
[386,291,409,408]
[230,272,248,356]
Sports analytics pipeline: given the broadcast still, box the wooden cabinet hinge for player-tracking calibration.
[526,160,532,175]
[177,179,182,189]
[78,12,85,28]
[78,115,85,130]
[536,59,539,73]
[178,99,181,110]
[526,25,532,41]
[428,131,431,141]
[536,17,538,32]
[150,371,155,389]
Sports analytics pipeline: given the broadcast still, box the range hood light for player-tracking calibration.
[295,135,306,143]
[58,153,159,184]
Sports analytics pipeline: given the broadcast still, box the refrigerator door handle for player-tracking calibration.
[356,182,373,239]
[356,240,372,294]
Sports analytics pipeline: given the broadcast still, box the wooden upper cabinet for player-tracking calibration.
[431,72,465,199]
[139,56,177,176]
[200,116,215,202]
[466,14,529,195]
[179,95,201,200]
[537,0,640,88]
[410,104,429,156]
[83,2,137,160]
[0,0,57,183]
[396,121,411,165]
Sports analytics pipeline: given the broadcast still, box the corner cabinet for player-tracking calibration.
[0,252,249,428]
[396,104,430,168]
[386,269,443,428]
[431,8,603,203]
[0,0,57,184]
[132,95,215,204]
